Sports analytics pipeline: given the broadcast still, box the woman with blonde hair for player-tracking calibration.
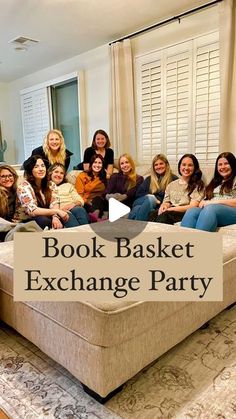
[0,164,18,221]
[129,154,178,221]
[105,154,143,206]
[31,129,73,170]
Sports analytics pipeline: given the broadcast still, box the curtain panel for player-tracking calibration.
[219,0,236,153]
[109,39,136,158]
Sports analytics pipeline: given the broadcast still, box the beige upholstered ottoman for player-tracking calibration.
[0,222,236,401]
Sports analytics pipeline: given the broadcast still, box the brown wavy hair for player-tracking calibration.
[205,152,236,199]
[178,154,204,196]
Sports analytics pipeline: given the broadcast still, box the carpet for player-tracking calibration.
[0,324,118,419]
[0,305,235,419]
[107,305,236,418]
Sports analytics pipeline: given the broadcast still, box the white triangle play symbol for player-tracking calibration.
[108,198,130,222]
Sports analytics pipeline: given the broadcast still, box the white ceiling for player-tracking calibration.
[0,0,211,83]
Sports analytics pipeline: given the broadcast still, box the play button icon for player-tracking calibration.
[109,198,130,222]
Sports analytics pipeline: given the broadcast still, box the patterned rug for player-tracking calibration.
[107,305,236,419]
[0,305,235,419]
[0,324,118,419]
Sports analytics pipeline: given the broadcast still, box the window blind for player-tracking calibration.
[21,88,50,159]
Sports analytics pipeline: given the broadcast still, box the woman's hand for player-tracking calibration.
[158,203,171,215]
[52,216,63,229]
[56,209,70,222]
[199,200,211,208]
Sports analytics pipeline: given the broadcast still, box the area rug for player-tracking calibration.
[0,306,235,419]
[0,323,119,419]
[107,305,236,418]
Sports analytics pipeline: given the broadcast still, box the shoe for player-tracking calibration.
[89,213,98,223]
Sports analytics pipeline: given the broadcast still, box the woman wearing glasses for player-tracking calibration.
[0,164,18,222]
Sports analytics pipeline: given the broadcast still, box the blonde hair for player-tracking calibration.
[118,153,137,189]
[0,164,18,193]
[43,129,66,165]
[149,154,173,194]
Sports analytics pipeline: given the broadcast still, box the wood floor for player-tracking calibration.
[0,409,9,419]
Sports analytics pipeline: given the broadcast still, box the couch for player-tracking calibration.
[0,166,236,403]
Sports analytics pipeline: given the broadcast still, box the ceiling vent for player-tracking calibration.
[8,36,39,47]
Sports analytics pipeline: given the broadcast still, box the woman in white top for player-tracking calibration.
[181,152,236,231]
[48,163,89,225]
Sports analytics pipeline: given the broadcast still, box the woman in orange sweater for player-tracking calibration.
[75,154,107,216]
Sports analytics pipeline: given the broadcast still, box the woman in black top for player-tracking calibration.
[81,129,114,179]
[31,129,73,171]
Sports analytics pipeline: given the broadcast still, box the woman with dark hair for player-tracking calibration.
[88,154,144,222]
[15,155,71,229]
[31,129,73,170]
[75,154,107,214]
[79,129,114,178]
[181,152,236,231]
[129,154,178,221]
[149,154,205,224]
[0,164,18,221]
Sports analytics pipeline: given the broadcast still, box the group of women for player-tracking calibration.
[0,126,236,241]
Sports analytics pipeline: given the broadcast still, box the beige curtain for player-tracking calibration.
[109,39,136,158]
[219,0,236,153]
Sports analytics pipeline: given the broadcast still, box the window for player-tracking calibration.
[135,32,220,163]
[21,87,50,159]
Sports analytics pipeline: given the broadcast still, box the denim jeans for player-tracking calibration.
[181,204,236,232]
[64,206,89,228]
[128,195,158,221]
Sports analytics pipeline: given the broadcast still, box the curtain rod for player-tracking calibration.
[109,0,223,45]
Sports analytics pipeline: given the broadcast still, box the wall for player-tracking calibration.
[3,3,233,164]
[0,83,14,162]
[6,45,110,164]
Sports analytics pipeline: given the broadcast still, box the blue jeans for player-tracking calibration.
[128,195,158,221]
[64,206,89,228]
[181,204,236,232]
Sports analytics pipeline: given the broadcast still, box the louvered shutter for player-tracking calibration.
[193,33,220,161]
[21,88,50,158]
[135,32,220,164]
[136,54,162,162]
[164,43,192,160]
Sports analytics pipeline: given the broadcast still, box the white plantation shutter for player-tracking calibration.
[194,34,220,160]
[137,56,162,162]
[164,44,192,160]
[21,88,50,158]
[136,32,220,164]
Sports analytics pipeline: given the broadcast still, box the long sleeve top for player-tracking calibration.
[105,173,144,207]
[75,172,106,203]
[135,174,178,203]
[14,180,59,221]
[57,182,84,207]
